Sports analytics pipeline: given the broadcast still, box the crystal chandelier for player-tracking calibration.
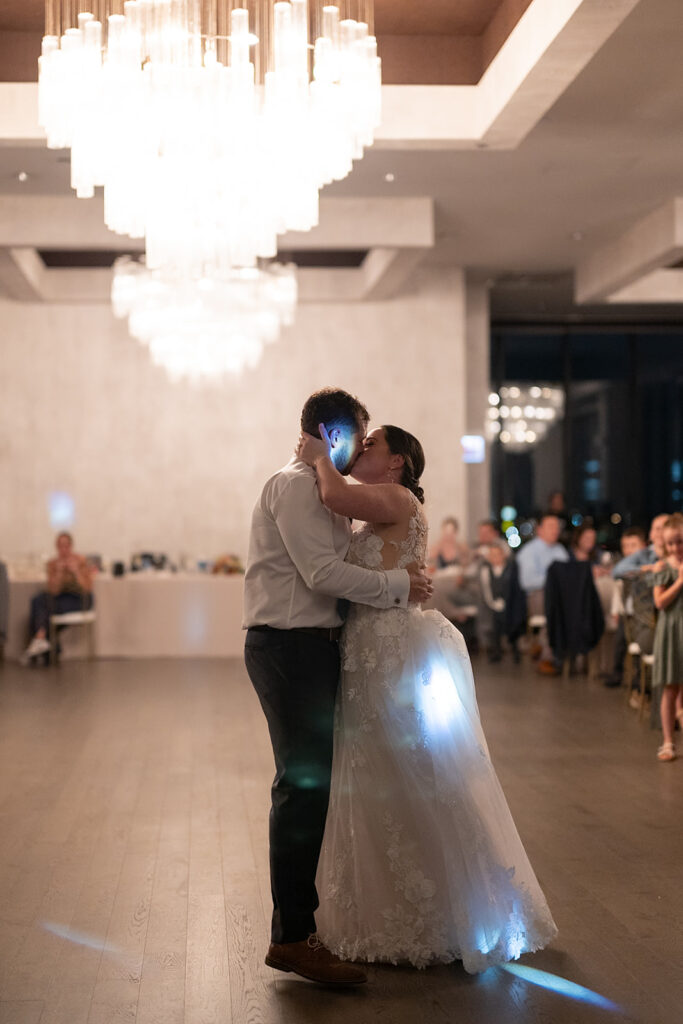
[111,256,297,381]
[486,385,565,451]
[39,1,381,278]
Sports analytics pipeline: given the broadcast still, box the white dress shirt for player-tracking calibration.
[242,459,410,629]
[517,537,569,592]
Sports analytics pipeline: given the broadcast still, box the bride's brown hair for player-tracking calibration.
[382,425,425,504]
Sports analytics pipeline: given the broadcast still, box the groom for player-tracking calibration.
[243,387,432,986]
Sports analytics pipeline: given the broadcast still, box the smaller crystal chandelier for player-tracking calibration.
[111,257,297,382]
[486,384,565,451]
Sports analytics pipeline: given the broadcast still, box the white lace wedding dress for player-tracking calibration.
[316,493,558,973]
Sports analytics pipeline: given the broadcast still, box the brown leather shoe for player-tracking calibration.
[265,934,367,986]
[537,660,560,676]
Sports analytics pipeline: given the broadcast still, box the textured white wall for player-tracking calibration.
[0,267,472,564]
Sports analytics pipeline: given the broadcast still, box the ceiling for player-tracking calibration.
[0,0,530,84]
[376,0,505,36]
[1,0,507,34]
[1,0,683,322]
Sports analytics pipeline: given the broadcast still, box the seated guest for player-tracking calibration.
[548,490,568,518]
[612,514,668,579]
[604,527,648,687]
[612,517,665,705]
[428,516,471,571]
[472,518,502,561]
[21,531,93,665]
[619,526,648,560]
[547,490,572,546]
[570,522,597,563]
[517,514,569,675]
[429,522,478,651]
[479,541,526,663]
[569,522,612,578]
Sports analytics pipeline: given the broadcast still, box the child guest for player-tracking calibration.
[652,513,683,762]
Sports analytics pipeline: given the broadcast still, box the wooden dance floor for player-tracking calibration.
[0,655,681,1024]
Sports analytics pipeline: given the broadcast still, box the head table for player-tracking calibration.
[4,573,245,661]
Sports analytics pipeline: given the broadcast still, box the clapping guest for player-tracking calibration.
[21,532,93,665]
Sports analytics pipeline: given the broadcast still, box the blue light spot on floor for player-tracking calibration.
[41,920,119,955]
[501,964,624,1013]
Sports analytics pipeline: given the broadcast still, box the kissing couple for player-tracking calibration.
[243,387,557,986]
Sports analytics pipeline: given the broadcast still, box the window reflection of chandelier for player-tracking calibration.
[39,1,381,278]
[486,385,565,451]
[111,257,297,382]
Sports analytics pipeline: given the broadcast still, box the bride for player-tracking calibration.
[296,422,557,974]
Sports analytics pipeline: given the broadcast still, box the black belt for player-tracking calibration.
[249,624,342,642]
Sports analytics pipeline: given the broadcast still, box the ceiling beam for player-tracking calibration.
[377,0,641,148]
[0,245,430,305]
[605,270,683,305]
[0,195,434,252]
[575,198,683,304]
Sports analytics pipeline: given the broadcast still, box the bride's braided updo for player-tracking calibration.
[382,425,426,504]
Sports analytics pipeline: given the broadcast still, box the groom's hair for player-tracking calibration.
[301,388,370,438]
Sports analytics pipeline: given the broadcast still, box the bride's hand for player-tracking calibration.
[405,561,434,604]
[296,425,331,467]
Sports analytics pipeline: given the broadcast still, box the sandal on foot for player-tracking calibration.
[657,742,676,762]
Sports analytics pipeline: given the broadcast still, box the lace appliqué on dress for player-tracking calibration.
[324,811,454,969]
[317,491,558,973]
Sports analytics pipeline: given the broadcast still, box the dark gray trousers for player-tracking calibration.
[244,627,339,944]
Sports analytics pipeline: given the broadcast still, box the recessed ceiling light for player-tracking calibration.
[17,171,29,182]
[384,172,395,183]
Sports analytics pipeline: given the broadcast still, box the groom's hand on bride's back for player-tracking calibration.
[406,562,434,604]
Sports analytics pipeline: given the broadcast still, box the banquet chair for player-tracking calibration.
[624,641,642,702]
[634,653,655,720]
[588,576,620,680]
[49,600,96,664]
[621,576,656,705]
[526,614,547,660]
[544,561,604,677]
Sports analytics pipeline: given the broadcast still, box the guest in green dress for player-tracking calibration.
[653,513,683,762]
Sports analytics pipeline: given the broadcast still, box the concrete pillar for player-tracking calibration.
[463,278,492,541]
